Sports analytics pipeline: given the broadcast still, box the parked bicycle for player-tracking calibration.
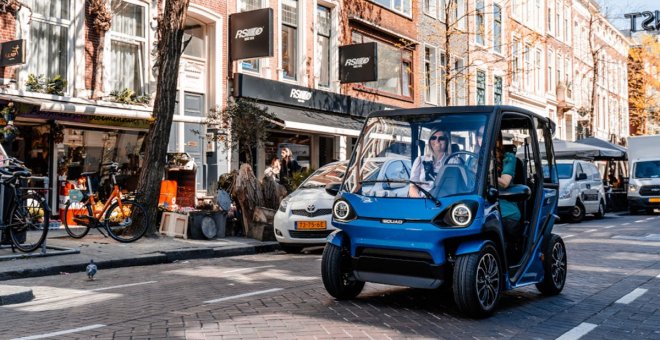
[63,163,149,242]
[0,157,50,252]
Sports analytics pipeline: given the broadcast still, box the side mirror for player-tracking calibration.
[577,173,588,181]
[499,184,531,202]
[325,182,341,196]
[487,186,499,203]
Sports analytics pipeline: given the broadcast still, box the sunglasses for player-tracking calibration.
[430,135,447,141]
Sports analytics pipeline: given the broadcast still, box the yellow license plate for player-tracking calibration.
[650,198,660,203]
[296,221,326,230]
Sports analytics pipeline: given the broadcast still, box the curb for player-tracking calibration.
[0,285,34,305]
[0,242,280,281]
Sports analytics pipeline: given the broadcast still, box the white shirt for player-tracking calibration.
[410,154,446,191]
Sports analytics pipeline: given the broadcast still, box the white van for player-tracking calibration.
[556,159,606,222]
[627,135,660,214]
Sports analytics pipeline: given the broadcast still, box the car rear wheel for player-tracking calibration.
[535,234,567,296]
[321,243,364,300]
[568,202,585,223]
[453,244,501,318]
[594,200,606,219]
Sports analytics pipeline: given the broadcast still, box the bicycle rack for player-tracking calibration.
[0,175,79,261]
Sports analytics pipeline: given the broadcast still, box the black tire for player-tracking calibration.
[453,244,502,318]
[280,244,303,254]
[103,200,148,243]
[9,193,50,253]
[593,200,606,219]
[321,243,364,299]
[535,234,567,295]
[568,201,585,223]
[63,201,92,238]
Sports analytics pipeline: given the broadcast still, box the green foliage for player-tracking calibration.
[284,168,316,193]
[24,73,67,96]
[208,99,277,165]
[109,88,152,105]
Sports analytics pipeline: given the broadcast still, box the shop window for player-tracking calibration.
[316,5,331,88]
[240,0,263,72]
[353,32,413,98]
[281,0,298,80]
[372,0,412,17]
[267,132,311,171]
[476,69,486,105]
[109,0,146,95]
[25,0,70,86]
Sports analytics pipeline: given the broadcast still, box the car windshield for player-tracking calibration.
[343,113,488,199]
[556,164,573,179]
[634,161,660,179]
[299,162,347,189]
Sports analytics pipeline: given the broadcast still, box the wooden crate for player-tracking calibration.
[159,212,188,239]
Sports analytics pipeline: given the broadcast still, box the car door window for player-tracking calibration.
[575,163,584,180]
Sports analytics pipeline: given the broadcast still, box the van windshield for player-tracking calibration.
[634,161,660,179]
[343,113,488,199]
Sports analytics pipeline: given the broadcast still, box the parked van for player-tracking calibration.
[556,159,606,222]
[627,135,660,214]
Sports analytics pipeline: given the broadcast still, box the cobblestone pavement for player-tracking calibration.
[1,213,659,339]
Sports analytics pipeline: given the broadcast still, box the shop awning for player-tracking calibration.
[265,105,364,137]
[575,137,627,160]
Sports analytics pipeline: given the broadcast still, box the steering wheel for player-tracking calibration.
[444,151,478,166]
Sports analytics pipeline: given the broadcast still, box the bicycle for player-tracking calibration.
[0,158,50,253]
[63,163,149,243]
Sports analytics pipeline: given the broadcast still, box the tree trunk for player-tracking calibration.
[136,0,190,236]
[91,34,105,99]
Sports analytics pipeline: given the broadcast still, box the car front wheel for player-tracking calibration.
[321,243,364,300]
[453,244,501,318]
[535,234,567,295]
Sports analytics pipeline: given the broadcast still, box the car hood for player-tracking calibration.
[630,178,660,186]
[287,188,335,208]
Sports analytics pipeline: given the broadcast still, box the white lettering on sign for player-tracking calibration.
[235,27,264,41]
[344,57,370,68]
[290,89,312,103]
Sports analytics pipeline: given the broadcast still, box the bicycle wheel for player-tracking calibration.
[103,199,149,242]
[9,193,50,253]
[63,201,92,238]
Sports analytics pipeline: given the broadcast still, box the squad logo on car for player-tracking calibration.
[290,89,312,103]
[344,57,370,68]
[381,219,404,224]
[235,27,264,41]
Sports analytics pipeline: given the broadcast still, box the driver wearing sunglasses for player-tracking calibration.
[409,129,451,198]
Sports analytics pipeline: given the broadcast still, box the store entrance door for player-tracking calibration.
[183,94,205,192]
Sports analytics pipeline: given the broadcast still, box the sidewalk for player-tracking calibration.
[0,229,279,281]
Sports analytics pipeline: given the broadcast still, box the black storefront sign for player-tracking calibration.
[624,11,660,32]
[234,73,395,117]
[0,39,26,67]
[339,42,378,83]
[229,8,273,61]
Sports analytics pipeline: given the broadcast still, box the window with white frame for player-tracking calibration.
[281,0,298,80]
[535,49,541,94]
[476,69,486,105]
[316,5,331,88]
[455,0,465,30]
[240,0,264,72]
[372,0,412,17]
[547,49,553,93]
[564,6,569,42]
[423,0,437,17]
[547,6,552,34]
[494,75,502,104]
[424,46,437,104]
[440,52,447,105]
[493,4,502,53]
[25,0,70,85]
[439,0,446,22]
[454,58,465,105]
[475,0,484,45]
[109,0,146,94]
[353,31,413,98]
[524,45,531,91]
[183,18,205,60]
[512,39,519,85]
[564,57,570,97]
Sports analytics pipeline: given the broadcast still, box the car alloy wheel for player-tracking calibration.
[536,234,567,295]
[476,253,500,310]
[453,243,501,318]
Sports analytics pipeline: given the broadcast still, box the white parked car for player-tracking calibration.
[555,159,606,222]
[274,158,411,253]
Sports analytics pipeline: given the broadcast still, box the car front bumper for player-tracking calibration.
[627,196,660,209]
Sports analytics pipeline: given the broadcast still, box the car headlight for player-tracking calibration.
[559,183,575,199]
[333,199,355,221]
[279,196,290,212]
[629,184,638,193]
[450,204,472,227]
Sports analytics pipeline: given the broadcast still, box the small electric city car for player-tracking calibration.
[321,106,566,317]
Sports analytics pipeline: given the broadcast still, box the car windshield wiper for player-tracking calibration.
[359,179,441,206]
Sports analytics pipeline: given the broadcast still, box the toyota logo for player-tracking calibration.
[306,204,316,212]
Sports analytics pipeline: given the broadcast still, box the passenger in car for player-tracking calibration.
[496,134,522,236]
[409,129,450,197]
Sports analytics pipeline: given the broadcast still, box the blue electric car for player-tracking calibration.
[321,106,566,318]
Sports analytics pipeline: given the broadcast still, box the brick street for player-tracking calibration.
[1,213,659,340]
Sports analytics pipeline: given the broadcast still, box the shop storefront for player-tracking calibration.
[232,73,393,175]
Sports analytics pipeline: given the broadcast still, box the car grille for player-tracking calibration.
[290,209,332,217]
[639,185,660,196]
[288,230,334,239]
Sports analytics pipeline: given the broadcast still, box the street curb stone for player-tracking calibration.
[0,242,280,281]
[0,285,34,305]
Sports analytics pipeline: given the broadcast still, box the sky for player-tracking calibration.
[597,0,660,31]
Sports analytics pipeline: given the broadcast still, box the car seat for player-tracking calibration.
[431,165,469,197]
